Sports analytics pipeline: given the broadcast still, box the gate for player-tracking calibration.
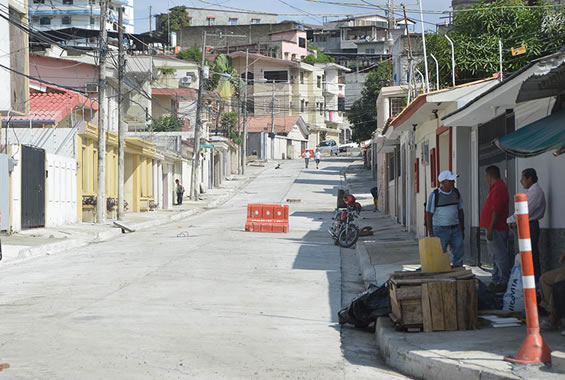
[21,145,46,229]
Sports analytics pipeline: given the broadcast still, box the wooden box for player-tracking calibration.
[389,268,478,332]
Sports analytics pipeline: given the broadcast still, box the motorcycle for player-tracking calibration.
[329,195,361,248]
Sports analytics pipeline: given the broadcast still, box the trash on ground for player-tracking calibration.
[338,283,391,328]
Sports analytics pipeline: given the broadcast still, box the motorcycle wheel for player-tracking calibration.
[338,224,360,248]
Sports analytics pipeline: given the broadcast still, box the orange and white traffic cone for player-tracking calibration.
[504,193,551,364]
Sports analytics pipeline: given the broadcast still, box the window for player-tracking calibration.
[62,0,73,4]
[264,70,288,82]
[284,52,289,60]
[300,71,304,84]
[251,18,260,24]
[291,54,296,61]
[317,76,321,88]
[298,37,306,48]
[62,16,71,25]
[319,102,323,115]
[89,0,95,4]
[338,97,345,111]
[241,71,254,84]
[229,18,238,25]
[300,99,305,112]
[90,16,95,25]
[390,97,404,117]
[207,17,215,26]
[366,48,376,54]
[31,16,39,23]
[33,0,44,3]
[188,17,192,26]
[39,16,50,25]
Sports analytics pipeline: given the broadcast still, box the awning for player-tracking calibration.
[494,108,565,157]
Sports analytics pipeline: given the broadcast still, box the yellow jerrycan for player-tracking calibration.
[419,237,452,273]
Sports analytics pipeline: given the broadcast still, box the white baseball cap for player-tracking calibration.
[438,170,458,182]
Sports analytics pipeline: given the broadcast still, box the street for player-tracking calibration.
[0,157,405,379]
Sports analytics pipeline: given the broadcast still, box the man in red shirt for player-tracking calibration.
[480,165,510,291]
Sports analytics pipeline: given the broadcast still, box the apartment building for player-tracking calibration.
[156,7,277,31]
[29,0,134,34]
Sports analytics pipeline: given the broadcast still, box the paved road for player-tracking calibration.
[0,157,406,379]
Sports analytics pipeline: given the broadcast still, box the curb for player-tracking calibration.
[375,318,519,380]
[355,239,376,287]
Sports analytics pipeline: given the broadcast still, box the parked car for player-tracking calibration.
[339,142,359,152]
[317,139,339,156]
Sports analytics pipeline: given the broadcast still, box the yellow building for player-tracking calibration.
[124,137,156,212]
[77,125,156,221]
[77,123,118,221]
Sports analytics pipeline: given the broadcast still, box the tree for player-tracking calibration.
[209,54,239,99]
[160,6,191,41]
[221,111,243,144]
[303,46,336,65]
[152,114,184,132]
[347,62,391,142]
[177,46,202,63]
[424,0,565,86]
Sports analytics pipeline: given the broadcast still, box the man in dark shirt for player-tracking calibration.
[480,166,510,291]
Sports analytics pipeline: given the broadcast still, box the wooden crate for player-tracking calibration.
[389,268,478,332]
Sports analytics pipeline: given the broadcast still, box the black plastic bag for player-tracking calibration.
[477,280,502,310]
[338,283,391,328]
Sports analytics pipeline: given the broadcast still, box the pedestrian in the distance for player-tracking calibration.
[425,170,465,267]
[314,149,321,169]
[303,150,311,169]
[506,168,546,282]
[175,179,184,205]
[480,165,510,292]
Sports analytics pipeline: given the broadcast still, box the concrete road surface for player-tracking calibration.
[0,158,406,379]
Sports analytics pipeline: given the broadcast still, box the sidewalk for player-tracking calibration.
[344,161,565,380]
[0,164,267,265]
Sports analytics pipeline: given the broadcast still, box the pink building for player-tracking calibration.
[269,29,308,61]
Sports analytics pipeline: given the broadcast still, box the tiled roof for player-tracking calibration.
[3,81,97,125]
[246,115,302,134]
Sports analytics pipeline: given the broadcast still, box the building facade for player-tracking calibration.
[29,0,134,34]
[156,7,277,32]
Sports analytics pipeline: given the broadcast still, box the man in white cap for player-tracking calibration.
[425,170,465,266]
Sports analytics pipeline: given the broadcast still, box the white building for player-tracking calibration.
[29,0,134,34]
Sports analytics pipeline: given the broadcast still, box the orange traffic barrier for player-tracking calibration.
[504,193,551,364]
[245,204,289,233]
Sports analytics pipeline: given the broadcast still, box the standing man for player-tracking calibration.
[303,150,311,169]
[175,179,184,206]
[507,168,546,281]
[425,170,465,266]
[314,149,321,169]
[480,166,510,291]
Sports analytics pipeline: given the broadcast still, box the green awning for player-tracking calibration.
[494,108,565,157]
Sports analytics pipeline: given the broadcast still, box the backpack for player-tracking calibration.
[433,187,460,208]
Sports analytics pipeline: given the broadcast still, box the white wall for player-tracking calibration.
[9,145,21,232]
[45,153,77,227]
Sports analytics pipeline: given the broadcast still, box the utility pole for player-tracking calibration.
[241,49,248,175]
[117,7,125,220]
[191,31,206,200]
[236,85,242,174]
[402,4,414,102]
[149,5,152,37]
[96,0,108,223]
[270,80,275,161]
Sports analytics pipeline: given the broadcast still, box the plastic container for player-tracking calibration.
[419,237,451,273]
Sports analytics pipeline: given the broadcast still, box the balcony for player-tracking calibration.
[323,82,340,96]
[325,110,343,125]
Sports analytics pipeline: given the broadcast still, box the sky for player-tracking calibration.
[132,0,454,34]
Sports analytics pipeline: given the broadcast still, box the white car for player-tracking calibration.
[317,139,339,156]
[339,142,359,152]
